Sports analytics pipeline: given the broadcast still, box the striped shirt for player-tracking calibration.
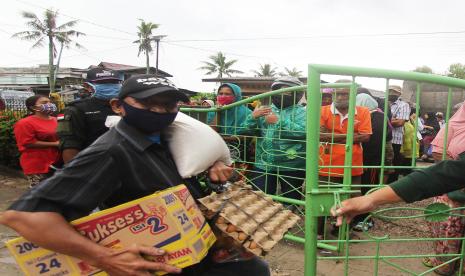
[390,99,411,145]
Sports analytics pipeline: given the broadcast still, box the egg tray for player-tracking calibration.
[198,181,301,256]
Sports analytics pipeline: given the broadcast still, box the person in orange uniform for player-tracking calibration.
[14,95,60,188]
[317,80,372,236]
[319,80,372,184]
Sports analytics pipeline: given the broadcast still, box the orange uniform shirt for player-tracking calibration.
[319,104,372,177]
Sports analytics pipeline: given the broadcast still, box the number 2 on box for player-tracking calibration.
[147,216,167,234]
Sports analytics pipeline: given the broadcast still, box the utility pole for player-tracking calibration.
[152,35,167,76]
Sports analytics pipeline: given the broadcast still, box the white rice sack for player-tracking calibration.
[103,113,232,178]
[105,115,122,128]
[164,112,232,178]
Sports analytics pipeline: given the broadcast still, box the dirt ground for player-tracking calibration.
[0,168,440,276]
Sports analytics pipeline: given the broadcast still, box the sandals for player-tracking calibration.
[422,257,456,276]
[422,257,434,268]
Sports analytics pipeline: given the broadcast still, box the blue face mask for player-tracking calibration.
[91,83,122,100]
[122,102,178,134]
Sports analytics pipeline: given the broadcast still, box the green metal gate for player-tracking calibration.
[182,64,465,275]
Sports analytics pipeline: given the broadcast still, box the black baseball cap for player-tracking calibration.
[118,74,189,102]
[85,68,120,82]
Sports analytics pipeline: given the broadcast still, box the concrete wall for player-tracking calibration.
[403,81,465,114]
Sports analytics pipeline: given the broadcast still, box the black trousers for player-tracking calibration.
[180,253,270,276]
[387,143,403,183]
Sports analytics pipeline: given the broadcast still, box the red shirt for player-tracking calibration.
[14,116,59,175]
[319,104,372,177]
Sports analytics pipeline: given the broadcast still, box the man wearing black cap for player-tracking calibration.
[57,68,122,163]
[1,75,270,276]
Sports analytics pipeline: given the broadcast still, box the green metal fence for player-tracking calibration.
[181,64,465,275]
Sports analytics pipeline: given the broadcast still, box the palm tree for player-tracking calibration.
[199,52,243,78]
[280,67,303,78]
[12,9,84,94]
[133,19,159,74]
[252,64,278,77]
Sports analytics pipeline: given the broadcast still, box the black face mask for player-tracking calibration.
[122,102,178,134]
[388,95,399,102]
[271,92,302,108]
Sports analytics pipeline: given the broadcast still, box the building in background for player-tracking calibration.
[0,62,173,100]
[202,77,308,97]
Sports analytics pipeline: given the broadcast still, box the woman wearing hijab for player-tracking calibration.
[213,83,251,135]
[421,103,465,275]
[202,99,216,124]
[14,95,60,188]
[210,83,253,170]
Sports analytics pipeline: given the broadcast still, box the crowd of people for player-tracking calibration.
[3,70,464,275]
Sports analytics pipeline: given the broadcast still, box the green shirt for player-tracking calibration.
[243,104,306,171]
[390,152,465,202]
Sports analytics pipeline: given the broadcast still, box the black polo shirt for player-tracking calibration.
[9,120,204,221]
[57,97,116,151]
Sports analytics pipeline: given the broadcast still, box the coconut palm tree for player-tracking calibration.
[280,67,303,78]
[199,52,243,78]
[133,19,159,74]
[252,64,278,77]
[12,9,84,94]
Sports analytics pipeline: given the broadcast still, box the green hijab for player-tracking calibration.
[218,83,251,135]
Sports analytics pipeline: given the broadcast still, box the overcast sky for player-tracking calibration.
[1,0,465,92]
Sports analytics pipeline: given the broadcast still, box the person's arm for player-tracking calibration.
[320,107,372,143]
[319,133,370,143]
[333,152,465,225]
[57,106,86,163]
[391,102,410,127]
[391,118,406,127]
[242,108,267,130]
[416,117,424,131]
[2,147,181,275]
[62,148,80,163]
[208,160,233,183]
[24,141,60,148]
[389,154,465,203]
[332,186,402,225]
[0,211,180,275]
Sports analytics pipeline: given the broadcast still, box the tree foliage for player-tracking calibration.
[199,52,243,78]
[413,65,433,74]
[280,67,303,77]
[133,19,160,74]
[0,111,24,168]
[252,64,278,77]
[447,63,465,79]
[13,9,84,94]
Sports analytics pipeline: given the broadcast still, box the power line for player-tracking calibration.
[166,30,465,43]
[164,41,282,62]
[85,33,134,41]
[163,41,287,70]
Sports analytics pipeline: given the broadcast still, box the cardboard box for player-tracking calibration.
[6,184,216,276]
